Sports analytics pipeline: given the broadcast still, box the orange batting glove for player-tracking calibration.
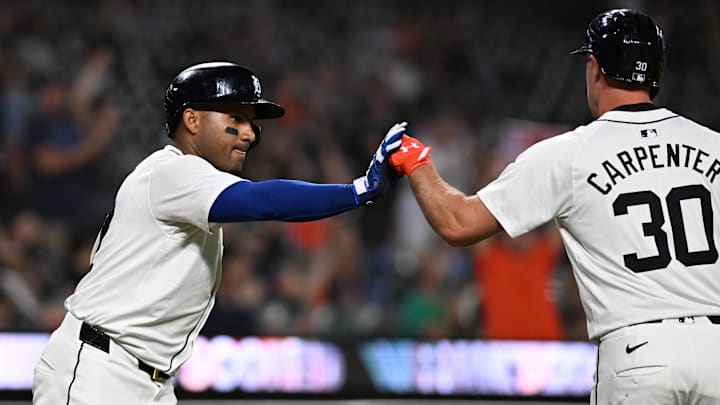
[389,135,432,176]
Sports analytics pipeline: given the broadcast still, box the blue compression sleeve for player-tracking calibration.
[209,180,360,223]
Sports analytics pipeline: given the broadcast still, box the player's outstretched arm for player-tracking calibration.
[390,135,502,246]
[208,122,406,223]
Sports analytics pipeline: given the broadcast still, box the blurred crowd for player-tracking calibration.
[1,0,718,341]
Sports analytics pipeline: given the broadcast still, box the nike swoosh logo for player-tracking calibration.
[625,341,649,354]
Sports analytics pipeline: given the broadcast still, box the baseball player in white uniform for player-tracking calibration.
[31,62,406,404]
[390,9,720,404]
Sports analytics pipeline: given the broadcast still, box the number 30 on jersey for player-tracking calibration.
[613,184,718,272]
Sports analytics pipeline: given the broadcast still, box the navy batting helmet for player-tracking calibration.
[164,62,285,143]
[571,9,666,99]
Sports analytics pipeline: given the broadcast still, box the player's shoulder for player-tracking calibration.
[555,107,676,145]
[506,123,605,174]
[519,124,589,157]
[672,112,720,137]
[593,106,720,139]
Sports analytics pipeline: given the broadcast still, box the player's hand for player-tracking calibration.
[389,134,432,176]
[352,122,406,205]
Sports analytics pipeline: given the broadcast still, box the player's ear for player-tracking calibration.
[588,55,602,84]
[182,108,201,135]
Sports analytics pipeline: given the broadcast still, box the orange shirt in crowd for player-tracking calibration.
[473,232,563,340]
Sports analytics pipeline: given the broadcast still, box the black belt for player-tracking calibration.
[79,322,171,381]
[634,315,720,326]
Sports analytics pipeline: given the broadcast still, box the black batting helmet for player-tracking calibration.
[571,9,666,99]
[164,62,285,143]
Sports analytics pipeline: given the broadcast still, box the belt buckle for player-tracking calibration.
[151,368,165,382]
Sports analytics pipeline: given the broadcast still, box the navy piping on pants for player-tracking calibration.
[66,342,85,405]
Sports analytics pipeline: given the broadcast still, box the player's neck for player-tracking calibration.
[171,136,197,156]
[596,88,652,116]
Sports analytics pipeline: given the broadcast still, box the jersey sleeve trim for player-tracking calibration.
[476,189,525,238]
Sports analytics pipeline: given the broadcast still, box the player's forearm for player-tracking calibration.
[407,163,470,245]
[408,163,501,246]
[209,179,359,223]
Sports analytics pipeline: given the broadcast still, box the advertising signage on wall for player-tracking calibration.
[0,334,595,400]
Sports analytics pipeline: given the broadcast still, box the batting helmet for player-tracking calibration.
[164,62,285,144]
[571,9,666,99]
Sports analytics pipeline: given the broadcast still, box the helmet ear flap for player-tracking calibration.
[249,122,261,150]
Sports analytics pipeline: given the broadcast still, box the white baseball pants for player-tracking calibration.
[593,316,720,404]
[32,312,176,405]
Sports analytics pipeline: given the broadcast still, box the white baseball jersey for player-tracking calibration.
[65,144,241,374]
[478,105,720,341]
